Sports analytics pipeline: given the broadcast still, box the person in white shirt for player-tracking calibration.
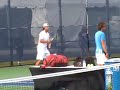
[35,23,51,66]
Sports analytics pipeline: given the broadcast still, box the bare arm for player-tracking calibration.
[40,39,48,43]
[101,40,108,59]
[38,39,51,44]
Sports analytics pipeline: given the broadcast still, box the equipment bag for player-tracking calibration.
[43,54,69,67]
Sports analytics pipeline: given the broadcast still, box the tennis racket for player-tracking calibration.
[51,35,56,41]
[50,31,58,41]
[48,32,58,48]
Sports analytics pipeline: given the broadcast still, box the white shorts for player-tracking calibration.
[96,53,107,65]
[36,46,50,60]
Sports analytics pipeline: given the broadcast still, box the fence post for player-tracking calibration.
[106,0,111,57]
[86,0,90,56]
[7,0,13,66]
[58,0,64,54]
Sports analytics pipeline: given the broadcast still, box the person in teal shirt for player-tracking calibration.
[95,22,108,66]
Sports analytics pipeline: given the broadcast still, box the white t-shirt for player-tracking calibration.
[38,30,50,47]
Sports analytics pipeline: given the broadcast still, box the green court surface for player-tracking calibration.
[0,65,32,80]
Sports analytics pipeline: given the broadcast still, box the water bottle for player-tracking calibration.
[105,68,113,90]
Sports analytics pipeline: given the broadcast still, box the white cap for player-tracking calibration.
[43,23,49,27]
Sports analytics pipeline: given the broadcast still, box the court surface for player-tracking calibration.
[0,65,32,80]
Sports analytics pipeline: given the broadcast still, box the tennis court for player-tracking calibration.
[0,65,34,90]
[0,0,120,90]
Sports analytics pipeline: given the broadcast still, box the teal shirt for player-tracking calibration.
[95,31,106,53]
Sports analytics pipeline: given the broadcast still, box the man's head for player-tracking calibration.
[97,22,107,31]
[43,23,49,32]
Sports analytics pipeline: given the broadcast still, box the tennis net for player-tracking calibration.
[0,78,34,90]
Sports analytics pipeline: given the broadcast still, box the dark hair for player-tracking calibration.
[73,57,83,66]
[85,56,95,66]
[97,22,106,30]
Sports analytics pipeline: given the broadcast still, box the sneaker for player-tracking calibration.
[18,61,23,66]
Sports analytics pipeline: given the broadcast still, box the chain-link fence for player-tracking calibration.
[0,0,120,63]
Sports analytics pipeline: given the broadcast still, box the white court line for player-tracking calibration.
[30,65,85,69]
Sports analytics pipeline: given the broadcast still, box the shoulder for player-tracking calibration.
[39,30,44,35]
[96,31,104,35]
[95,31,99,36]
[40,30,44,33]
[38,31,44,38]
[100,31,105,36]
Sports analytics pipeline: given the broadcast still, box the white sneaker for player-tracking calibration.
[18,61,23,66]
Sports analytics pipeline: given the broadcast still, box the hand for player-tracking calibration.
[47,40,51,44]
[105,53,109,59]
[48,43,51,48]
